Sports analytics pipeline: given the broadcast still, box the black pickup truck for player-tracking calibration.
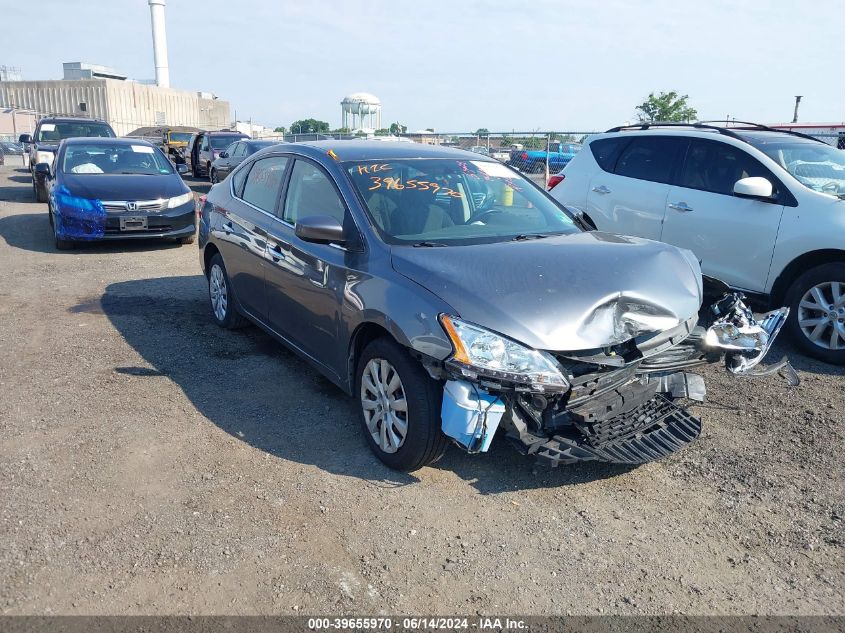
[19,117,116,201]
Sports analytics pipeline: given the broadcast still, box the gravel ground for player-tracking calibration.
[0,165,842,616]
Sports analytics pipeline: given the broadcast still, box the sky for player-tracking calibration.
[3,0,843,132]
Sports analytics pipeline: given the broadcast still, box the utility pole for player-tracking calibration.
[792,96,802,123]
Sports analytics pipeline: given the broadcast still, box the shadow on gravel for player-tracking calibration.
[0,213,183,254]
[8,175,31,184]
[184,176,211,196]
[97,274,640,492]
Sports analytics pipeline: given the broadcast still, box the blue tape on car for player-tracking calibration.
[54,185,106,240]
[441,380,505,453]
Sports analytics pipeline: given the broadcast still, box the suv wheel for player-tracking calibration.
[210,168,218,184]
[207,254,247,329]
[355,337,449,471]
[785,263,845,365]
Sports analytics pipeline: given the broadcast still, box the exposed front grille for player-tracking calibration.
[101,199,167,213]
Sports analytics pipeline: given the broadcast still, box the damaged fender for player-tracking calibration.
[53,185,106,240]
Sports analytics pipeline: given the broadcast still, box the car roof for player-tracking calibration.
[62,137,154,146]
[732,130,821,145]
[40,117,110,125]
[293,140,493,162]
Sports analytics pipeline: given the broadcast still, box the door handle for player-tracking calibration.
[267,244,286,261]
[222,221,234,234]
[592,185,611,194]
[668,202,694,213]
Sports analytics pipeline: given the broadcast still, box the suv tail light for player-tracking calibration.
[547,174,565,190]
[521,152,528,161]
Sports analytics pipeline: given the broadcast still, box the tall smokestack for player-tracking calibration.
[148,0,170,88]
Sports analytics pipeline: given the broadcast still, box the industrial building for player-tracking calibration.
[0,1,232,137]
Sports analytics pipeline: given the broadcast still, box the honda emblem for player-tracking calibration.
[126,201,138,211]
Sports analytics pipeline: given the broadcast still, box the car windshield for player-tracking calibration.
[62,143,174,175]
[210,136,243,149]
[36,122,114,142]
[169,132,193,142]
[345,158,578,245]
[752,140,845,199]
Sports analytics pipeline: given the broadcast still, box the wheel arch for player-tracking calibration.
[770,249,845,304]
[202,242,221,277]
[347,322,395,395]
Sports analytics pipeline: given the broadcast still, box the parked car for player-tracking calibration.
[488,147,510,162]
[0,140,25,155]
[126,125,200,165]
[19,117,116,202]
[184,130,249,178]
[44,138,195,250]
[209,139,280,183]
[199,141,793,472]
[508,141,582,173]
[550,122,845,364]
[468,145,490,156]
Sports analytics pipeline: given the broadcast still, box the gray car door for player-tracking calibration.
[213,155,290,322]
[264,158,359,378]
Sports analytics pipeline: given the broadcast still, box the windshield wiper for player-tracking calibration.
[511,233,549,241]
[411,241,448,247]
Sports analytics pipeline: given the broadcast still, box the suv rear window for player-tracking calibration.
[614,137,684,184]
[589,137,628,172]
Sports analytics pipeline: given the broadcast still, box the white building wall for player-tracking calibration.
[0,79,231,136]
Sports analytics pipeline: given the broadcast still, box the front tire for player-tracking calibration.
[784,262,845,365]
[209,168,218,184]
[355,337,449,471]
[207,254,247,329]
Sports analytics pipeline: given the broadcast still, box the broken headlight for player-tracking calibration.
[440,315,569,392]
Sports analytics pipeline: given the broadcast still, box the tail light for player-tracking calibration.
[521,152,528,160]
[547,174,565,191]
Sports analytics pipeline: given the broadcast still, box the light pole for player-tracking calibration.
[792,96,803,124]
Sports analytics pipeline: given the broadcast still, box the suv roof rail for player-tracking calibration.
[605,121,745,140]
[605,121,825,145]
[698,120,824,143]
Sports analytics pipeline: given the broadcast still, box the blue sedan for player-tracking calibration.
[44,138,196,250]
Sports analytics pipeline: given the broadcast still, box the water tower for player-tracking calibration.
[341,92,382,131]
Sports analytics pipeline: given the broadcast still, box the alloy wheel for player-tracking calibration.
[360,358,408,454]
[209,263,228,322]
[797,281,845,350]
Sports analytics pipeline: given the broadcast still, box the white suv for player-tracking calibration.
[550,123,845,364]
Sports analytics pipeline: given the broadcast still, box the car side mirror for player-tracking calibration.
[734,176,774,201]
[219,151,228,158]
[35,163,51,178]
[177,163,188,175]
[295,215,346,245]
[19,134,32,144]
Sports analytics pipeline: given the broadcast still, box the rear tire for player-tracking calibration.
[55,236,74,250]
[355,337,449,471]
[210,168,218,184]
[784,262,845,365]
[207,254,248,329]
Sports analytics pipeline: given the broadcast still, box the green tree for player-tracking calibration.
[273,126,287,134]
[289,118,331,134]
[389,122,407,135]
[331,127,351,135]
[635,91,697,123]
[500,136,513,147]
[475,128,490,136]
[374,128,390,136]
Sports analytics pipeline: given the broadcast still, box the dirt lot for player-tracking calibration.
[0,165,842,616]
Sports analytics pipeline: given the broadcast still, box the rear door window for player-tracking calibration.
[613,137,686,184]
[240,156,289,213]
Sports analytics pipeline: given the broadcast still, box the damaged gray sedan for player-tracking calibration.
[198,141,797,471]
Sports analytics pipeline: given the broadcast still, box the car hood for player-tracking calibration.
[390,231,703,352]
[62,174,187,201]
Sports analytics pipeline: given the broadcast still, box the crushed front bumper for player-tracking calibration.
[440,292,798,467]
